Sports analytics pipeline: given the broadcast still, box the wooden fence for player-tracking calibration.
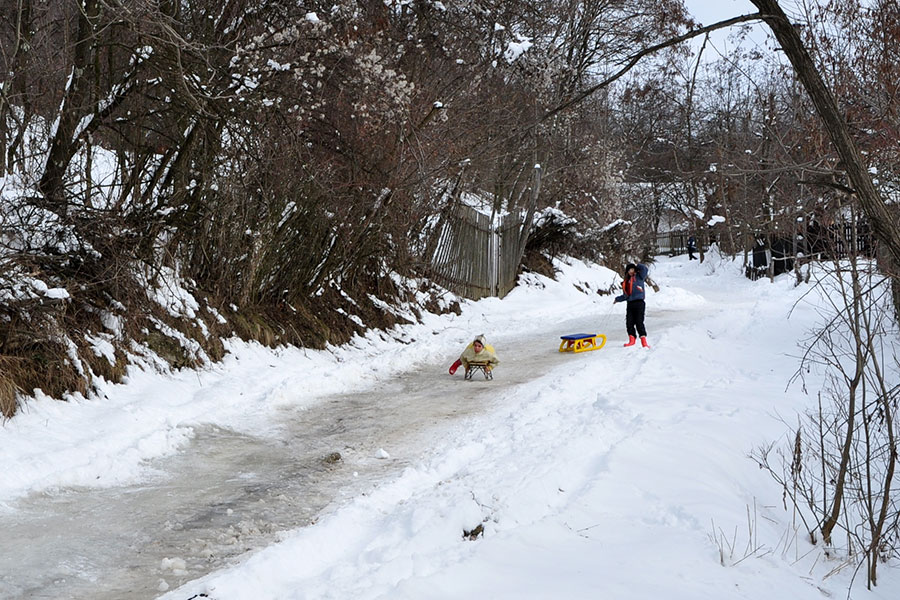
[428,203,524,300]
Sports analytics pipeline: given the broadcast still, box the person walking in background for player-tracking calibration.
[687,235,698,260]
[614,263,650,348]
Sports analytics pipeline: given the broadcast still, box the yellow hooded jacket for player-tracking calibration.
[459,335,499,369]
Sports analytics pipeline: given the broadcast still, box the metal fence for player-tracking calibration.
[808,222,875,259]
[654,231,709,256]
[655,222,875,282]
[654,231,691,256]
[428,203,524,300]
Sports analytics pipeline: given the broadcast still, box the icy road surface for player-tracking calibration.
[1,310,644,600]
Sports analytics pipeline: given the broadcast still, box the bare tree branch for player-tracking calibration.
[542,12,764,122]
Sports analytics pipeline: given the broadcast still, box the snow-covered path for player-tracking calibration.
[1,280,634,599]
[5,256,897,600]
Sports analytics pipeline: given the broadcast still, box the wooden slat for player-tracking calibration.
[427,203,524,300]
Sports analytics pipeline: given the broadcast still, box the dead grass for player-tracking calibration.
[0,370,18,418]
[21,342,89,399]
[0,266,426,419]
[521,248,556,278]
[133,303,232,369]
[0,345,87,418]
[230,299,345,350]
[231,310,281,347]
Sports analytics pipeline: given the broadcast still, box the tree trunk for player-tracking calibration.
[749,0,900,276]
[37,0,100,212]
[0,90,7,176]
[514,164,542,269]
[1,0,33,176]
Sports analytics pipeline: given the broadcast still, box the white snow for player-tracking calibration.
[86,332,117,364]
[504,34,533,63]
[266,59,292,72]
[1,254,898,599]
[41,287,70,300]
[600,218,631,232]
[142,265,201,320]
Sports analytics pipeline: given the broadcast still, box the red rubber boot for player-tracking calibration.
[623,335,636,347]
[449,359,462,375]
[640,336,650,348]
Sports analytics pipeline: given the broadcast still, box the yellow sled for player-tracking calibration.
[558,333,606,353]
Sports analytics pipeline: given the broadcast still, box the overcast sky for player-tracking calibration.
[680,0,772,58]
[682,0,759,25]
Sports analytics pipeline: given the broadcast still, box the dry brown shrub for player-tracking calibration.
[231,307,318,349]
[21,342,89,399]
[0,366,19,418]
[0,343,87,416]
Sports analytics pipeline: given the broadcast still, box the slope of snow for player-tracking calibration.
[2,253,897,599]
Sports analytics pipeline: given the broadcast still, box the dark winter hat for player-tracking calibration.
[624,263,636,275]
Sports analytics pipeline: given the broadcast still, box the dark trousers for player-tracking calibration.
[688,249,697,260]
[625,299,647,338]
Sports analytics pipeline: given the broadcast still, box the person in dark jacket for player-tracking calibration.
[614,263,650,348]
[687,235,698,260]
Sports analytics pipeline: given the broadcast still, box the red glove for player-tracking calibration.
[449,359,462,375]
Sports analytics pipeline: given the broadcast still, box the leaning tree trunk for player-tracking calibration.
[749,0,900,281]
[878,206,900,319]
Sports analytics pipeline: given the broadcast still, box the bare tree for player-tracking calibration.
[754,218,899,587]
[749,0,900,277]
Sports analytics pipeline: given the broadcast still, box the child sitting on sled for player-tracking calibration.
[449,334,500,375]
